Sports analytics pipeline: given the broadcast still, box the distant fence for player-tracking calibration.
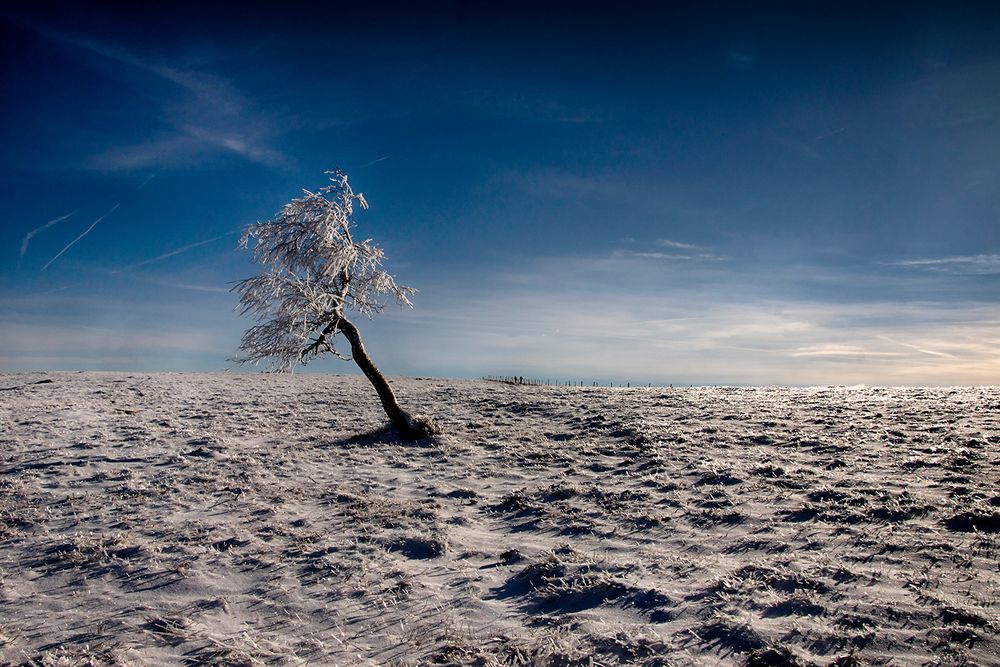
[482,375,661,388]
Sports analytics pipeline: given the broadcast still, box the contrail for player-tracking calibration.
[41,203,120,272]
[879,335,960,360]
[20,211,76,258]
[112,230,237,273]
[136,168,162,191]
[358,155,390,169]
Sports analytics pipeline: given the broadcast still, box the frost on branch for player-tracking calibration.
[232,170,415,372]
[232,168,434,439]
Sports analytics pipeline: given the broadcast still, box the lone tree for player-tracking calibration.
[233,169,434,440]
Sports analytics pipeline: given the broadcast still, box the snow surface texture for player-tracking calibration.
[0,373,998,666]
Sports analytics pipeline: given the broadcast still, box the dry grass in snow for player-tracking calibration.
[0,373,998,665]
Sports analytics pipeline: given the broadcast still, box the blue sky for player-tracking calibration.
[2,2,998,385]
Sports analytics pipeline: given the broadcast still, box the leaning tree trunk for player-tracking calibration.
[337,316,429,440]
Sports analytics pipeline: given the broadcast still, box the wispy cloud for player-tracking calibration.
[20,211,75,258]
[112,231,237,273]
[656,239,702,251]
[136,169,162,190]
[790,345,903,358]
[631,251,726,261]
[161,282,232,294]
[23,20,286,171]
[878,335,960,360]
[358,155,390,169]
[890,254,1000,275]
[41,203,120,271]
[126,276,232,294]
[372,253,1000,385]
[626,240,727,262]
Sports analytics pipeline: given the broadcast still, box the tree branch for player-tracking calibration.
[300,315,342,363]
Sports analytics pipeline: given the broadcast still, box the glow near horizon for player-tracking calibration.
[1,5,998,385]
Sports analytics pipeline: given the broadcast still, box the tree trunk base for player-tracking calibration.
[336,315,439,441]
[392,411,438,440]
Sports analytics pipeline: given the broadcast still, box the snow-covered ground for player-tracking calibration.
[1,372,997,665]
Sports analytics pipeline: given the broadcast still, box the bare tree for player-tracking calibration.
[232,170,435,439]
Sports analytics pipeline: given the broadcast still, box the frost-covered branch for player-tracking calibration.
[232,170,415,372]
[231,168,435,438]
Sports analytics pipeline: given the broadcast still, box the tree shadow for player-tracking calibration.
[328,424,437,449]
